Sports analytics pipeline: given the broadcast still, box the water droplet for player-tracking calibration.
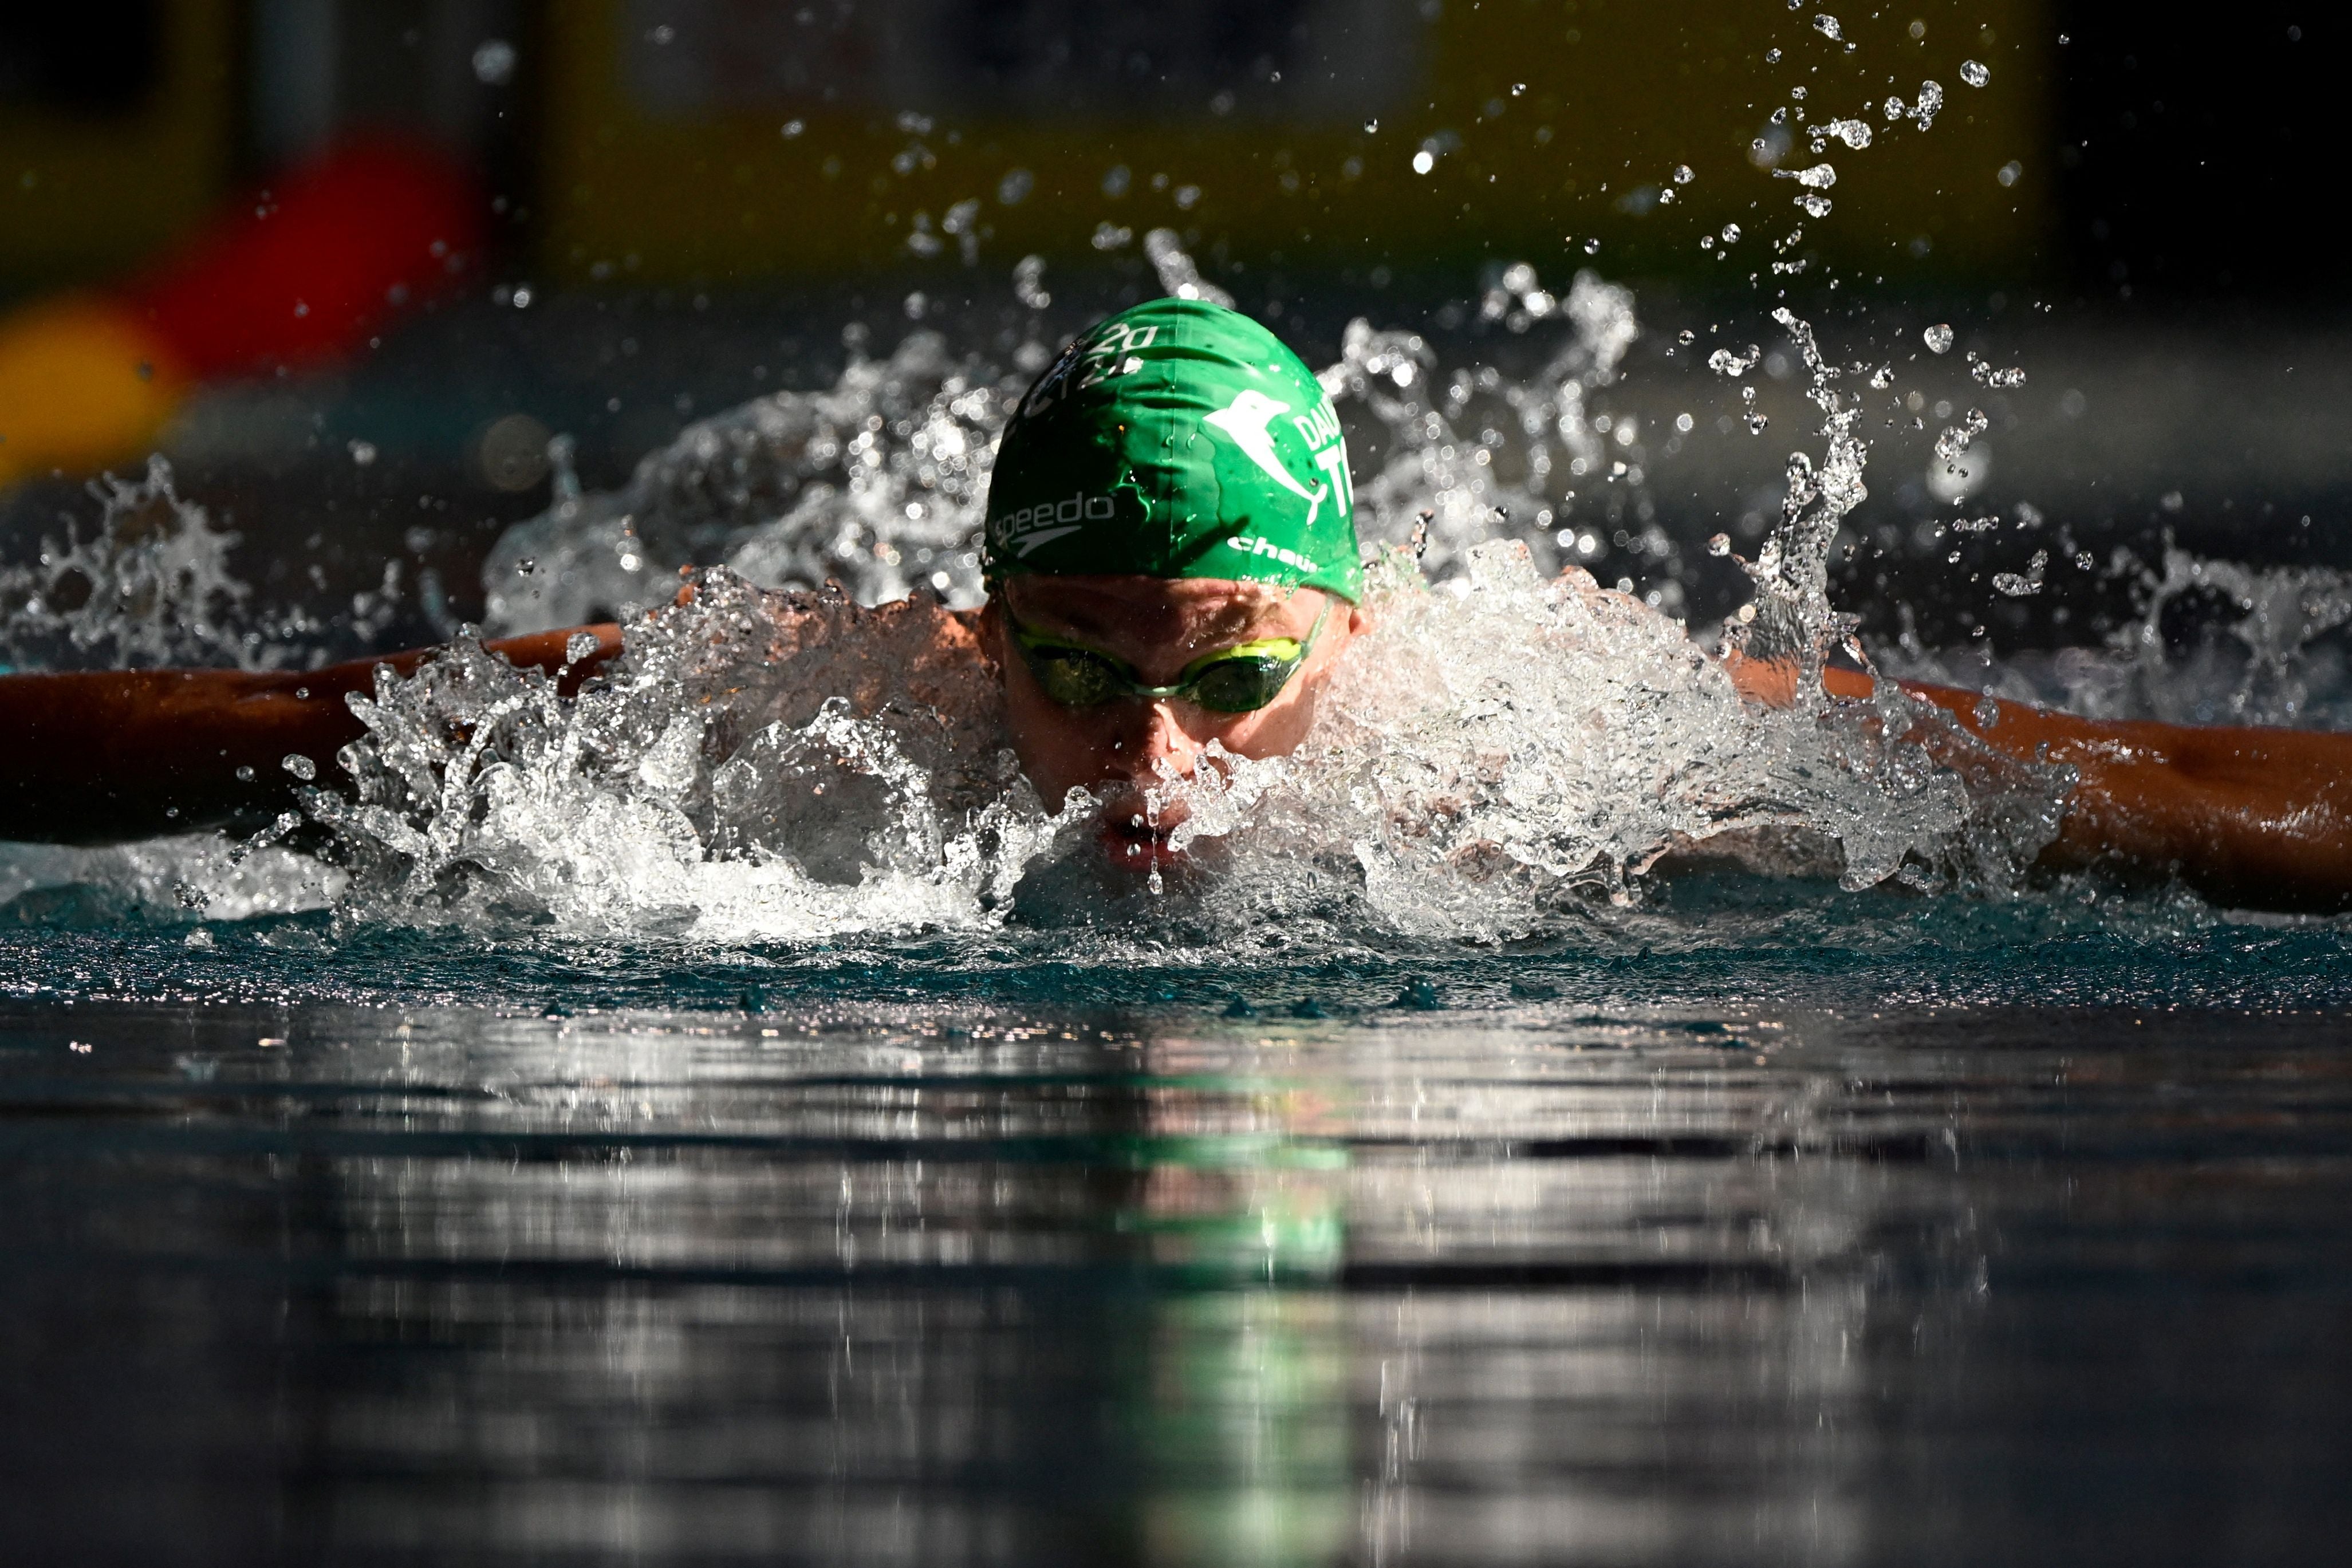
[1924,323,1955,353]
[1673,164,1695,184]
[234,765,255,783]
[1960,60,1990,88]
[1911,80,1945,130]
[347,439,377,466]
[283,754,317,781]
[996,167,1033,205]
[781,119,804,138]
[1813,14,1842,41]
[1708,344,1762,376]
[1795,193,1833,218]
[1933,407,1989,462]
[1996,160,2022,188]
[470,38,515,85]
[1583,238,1601,254]
[1993,550,2048,597]
[1766,47,1783,63]
[1412,150,1435,175]
[1720,223,1742,243]
[1744,412,1770,434]
[1708,533,1732,556]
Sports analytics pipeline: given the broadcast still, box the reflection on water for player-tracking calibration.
[3,994,2349,1565]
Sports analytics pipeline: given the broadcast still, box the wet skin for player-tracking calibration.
[978,575,1365,868]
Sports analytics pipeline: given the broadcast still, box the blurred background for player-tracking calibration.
[1,1,2346,671]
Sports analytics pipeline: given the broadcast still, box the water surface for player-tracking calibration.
[5,909,2347,1566]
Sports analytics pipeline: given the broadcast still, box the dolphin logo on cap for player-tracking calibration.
[1204,390,1327,528]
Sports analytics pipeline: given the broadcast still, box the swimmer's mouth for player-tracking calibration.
[1097,805,1181,868]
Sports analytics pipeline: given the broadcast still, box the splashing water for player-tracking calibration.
[0,459,257,671]
[303,542,2064,944]
[484,334,1017,634]
[482,252,1656,635]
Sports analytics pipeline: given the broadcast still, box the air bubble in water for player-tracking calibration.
[1960,60,1990,88]
[1924,323,1955,353]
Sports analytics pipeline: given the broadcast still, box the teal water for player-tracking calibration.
[5,883,2350,1565]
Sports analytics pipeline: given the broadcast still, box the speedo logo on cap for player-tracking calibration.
[994,491,1118,556]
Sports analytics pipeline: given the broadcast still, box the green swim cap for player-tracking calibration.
[984,298,1361,602]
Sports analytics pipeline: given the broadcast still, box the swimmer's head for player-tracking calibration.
[983,298,1361,603]
[979,301,1366,869]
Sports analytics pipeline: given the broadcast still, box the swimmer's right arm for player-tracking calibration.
[0,625,623,846]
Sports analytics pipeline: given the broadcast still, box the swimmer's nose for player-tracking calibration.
[1107,700,1205,785]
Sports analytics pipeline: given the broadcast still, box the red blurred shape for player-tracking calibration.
[131,139,483,380]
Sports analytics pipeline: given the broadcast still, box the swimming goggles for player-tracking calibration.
[1011,604,1327,714]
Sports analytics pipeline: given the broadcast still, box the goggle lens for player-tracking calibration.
[1187,654,1296,713]
[1028,647,1128,708]
[1011,604,1325,715]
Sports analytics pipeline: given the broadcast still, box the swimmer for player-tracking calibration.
[5,299,2352,910]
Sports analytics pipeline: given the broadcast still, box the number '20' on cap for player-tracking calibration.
[983,298,1362,602]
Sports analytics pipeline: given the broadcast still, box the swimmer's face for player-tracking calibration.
[982,575,1363,868]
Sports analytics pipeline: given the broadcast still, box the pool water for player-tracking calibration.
[5,901,2349,1566]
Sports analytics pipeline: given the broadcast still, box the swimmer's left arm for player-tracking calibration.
[0,625,623,845]
[1726,652,2352,910]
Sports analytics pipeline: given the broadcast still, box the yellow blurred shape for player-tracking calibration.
[538,0,2053,286]
[0,296,189,490]
[0,0,237,291]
